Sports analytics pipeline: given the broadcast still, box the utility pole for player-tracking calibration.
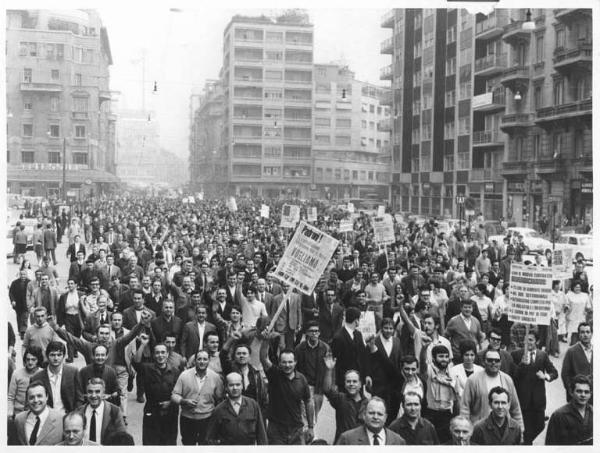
[62,137,67,201]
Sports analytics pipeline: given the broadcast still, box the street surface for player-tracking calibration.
[7,238,571,445]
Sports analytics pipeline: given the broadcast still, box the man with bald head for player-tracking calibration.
[206,372,267,445]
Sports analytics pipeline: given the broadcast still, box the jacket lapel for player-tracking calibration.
[36,412,58,445]
[101,404,110,440]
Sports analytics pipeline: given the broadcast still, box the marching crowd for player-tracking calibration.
[7,194,593,446]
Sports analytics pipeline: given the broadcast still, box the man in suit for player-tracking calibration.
[151,299,183,346]
[255,278,273,307]
[561,322,593,401]
[122,290,156,330]
[367,317,402,424]
[82,294,112,341]
[318,288,344,344]
[180,304,217,359]
[56,278,85,362]
[511,330,558,444]
[43,224,58,265]
[103,254,122,286]
[14,381,64,445]
[75,377,127,445]
[66,235,86,262]
[31,341,83,413]
[68,250,87,288]
[265,272,282,296]
[336,397,406,445]
[9,269,32,339]
[471,387,522,445]
[343,269,366,307]
[145,279,166,315]
[56,411,99,445]
[31,274,59,318]
[331,306,371,390]
[78,344,121,407]
[268,284,303,350]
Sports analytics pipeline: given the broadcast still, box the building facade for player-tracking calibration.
[312,63,391,201]
[382,8,592,227]
[6,9,119,198]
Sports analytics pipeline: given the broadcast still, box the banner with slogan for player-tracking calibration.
[552,248,574,280]
[280,204,300,228]
[339,219,354,233]
[307,207,317,222]
[508,263,553,325]
[372,214,395,245]
[274,221,339,295]
[260,204,270,218]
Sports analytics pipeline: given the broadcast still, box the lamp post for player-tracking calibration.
[62,137,67,201]
[456,195,465,233]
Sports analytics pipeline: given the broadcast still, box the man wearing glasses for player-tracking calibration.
[460,349,523,433]
[476,327,516,377]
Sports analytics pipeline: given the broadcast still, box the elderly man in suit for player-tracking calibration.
[82,294,112,341]
[336,397,406,445]
[31,341,83,413]
[74,377,127,445]
[14,381,64,445]
[180,304,217,359]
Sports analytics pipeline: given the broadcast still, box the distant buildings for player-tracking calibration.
[6,9,119,198]
[381,8,592,226]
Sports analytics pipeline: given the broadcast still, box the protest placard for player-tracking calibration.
[274,221,339,295]
[196,192,204,201]
[377,205,386,217]
[347,202,355,213]
[307,207,317,222]
[227,196,237,212]
[280,204,300,228]
[358,310,377,343]
[552,248,574,280]
[372,214,395,245]
[508,263,553,325]
[339,219,354,233]
[260,204,270,218]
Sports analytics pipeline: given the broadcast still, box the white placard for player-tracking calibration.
[377,205,386,217]
[339,219,354,233]
[196,192,204,201]
[347,202,355,213]
[552,248,574,280]
[188,196,195,204]
[227,196,237,212]
[358,310,377,343]
[280,204,300,228]
[508,263,553,325]
[274,221,339,295]
[182,197,189,204]
[260,204,270,218]
[307,207,317,222]
[372,214,395,245]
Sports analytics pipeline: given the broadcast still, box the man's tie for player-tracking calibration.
[100,313,105,324]
[90,409,97,442]
[373,433,380,445]
[529,351,535,364]
[29,416,41,445]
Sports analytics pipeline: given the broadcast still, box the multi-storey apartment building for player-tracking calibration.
[6,9,119,198]
[382,8,592,227]
[312,63,391,201]
[220,12,314,198]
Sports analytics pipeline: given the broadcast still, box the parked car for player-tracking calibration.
[489,227,553,254]
[555,233,593,262]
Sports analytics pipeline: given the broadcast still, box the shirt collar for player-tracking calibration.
[48,366,63,378]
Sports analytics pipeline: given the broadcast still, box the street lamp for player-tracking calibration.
[456,195,465,234]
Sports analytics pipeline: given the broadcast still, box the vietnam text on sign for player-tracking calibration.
[508,263,553,325]
[280,204,300,228]
[274,221,339,295]
[372,214,395,245]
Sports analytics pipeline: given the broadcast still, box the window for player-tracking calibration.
[413,70,421,87]
[458,116,470,135]
[315,134,330,144]
[514,136,524,160]
[83,49,94,64]
[422,123,432,140]
[411,157,420,173]
[443,154,454,171]
[266,31,283,43]
[575,75,591,100]
[48,152,61,163]
[412,127,420,143]
[23,98,32,110]
[459,82,471,99]
[424,32,434,48]
[21,151,35,163]
[20,42,37,56]
[447,26,457,43]
[23,68,32,83]
[72,153,88,165]
[336,118,351,128]
[335,135,351,146]
[445,90,456,107]
[56,44,64,59]
[265,89,283,100]
[414,41,422,58]
[555,28,566,49]
[369,121,375,130]
[423,64,434,80]
[420,149,431,172]
[444,121,455,139]
[552,133,562,158]
[45,43,55,59]
[75,125,86,138]
[334,169,341,180]
[553,79,564,105]
[50,96,59,112]
[445,57,456,76]
[532,134,540,159]
[422,93,432,109]
[315,117,330,127]
[72,97,88,112]
[535,35,544,63]
[22,123,33,137]
[51,69,59,80]
[412,99,421,111]
[264,146,281,158]
[49,124,60,137]
[574,131,584,158]
[534,85,543,110]
[369,104,375,113]
[457,152,469,169]
[265,70,282,81]
[361,120,367,129]
[74,73,82,86]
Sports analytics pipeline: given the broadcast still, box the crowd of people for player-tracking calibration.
[7,194,593,446]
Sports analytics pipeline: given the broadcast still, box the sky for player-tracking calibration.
[98,7,391,158]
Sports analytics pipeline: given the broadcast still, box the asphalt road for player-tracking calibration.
[7,238,572,445]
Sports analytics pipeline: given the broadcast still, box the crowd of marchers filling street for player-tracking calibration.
[6,193,593,446]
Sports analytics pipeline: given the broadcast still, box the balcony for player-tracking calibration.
[381,10,395,28]
[472,90,506,112]
[471,168,499,181]
[379,90,393,106]
[475,12,510,40]
[502,21,532,46]
[99,90,112,102]
[500,113,535,133]
[71,112,89,120]
[535,99,592,129]
[535,157,566,177]
[377,118,392,132]
[474,54,507,77]
[553,43,592,73]
[20,82,62,92]
[472,130,504,147]
[500,65,530,91]
[380,37,394,54]
[553,9,592,24]
[500,160,529,176]
[380,64,393,81]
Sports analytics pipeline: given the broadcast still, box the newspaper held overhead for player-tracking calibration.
[372,214,395,245]
[508,263,553,325]
[274,221,339,295]
[280,204,300,228]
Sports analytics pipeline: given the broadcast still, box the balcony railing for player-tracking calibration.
[380,36,394,54]
[471,168,496,181]
[380,64,393,80]
[20,82,62,92]
[472,90,506,110]
[381,10,395,28]
[474,54,507,73]
[553,43,592,67]
[378,118,392,131]
[536,99,592,120]
[472,130,502,145]
[475,12,510,38]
